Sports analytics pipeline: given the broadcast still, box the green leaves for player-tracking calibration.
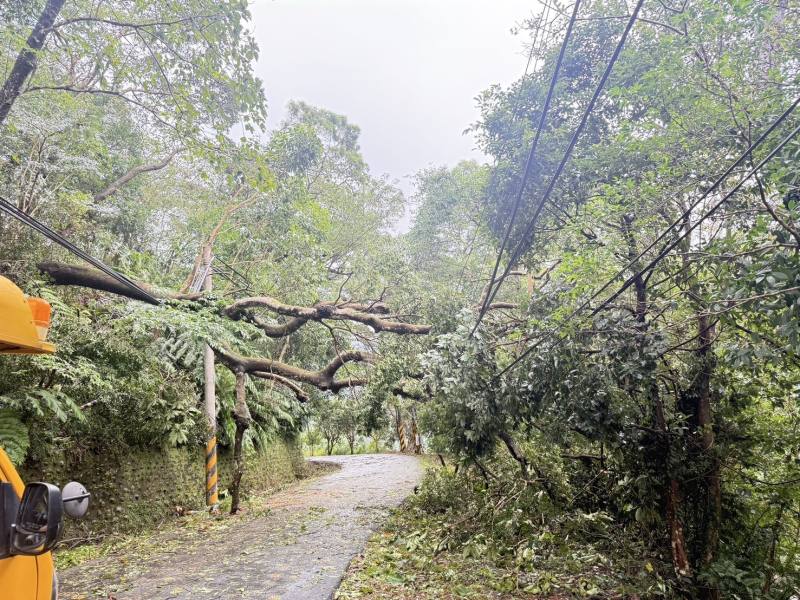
[0,409,30,466]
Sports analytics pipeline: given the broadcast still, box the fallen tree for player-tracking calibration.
[38,262,429,335]
[38,259,432,511]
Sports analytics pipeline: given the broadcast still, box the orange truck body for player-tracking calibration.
[1,275,59,599]
[0,447,54,600]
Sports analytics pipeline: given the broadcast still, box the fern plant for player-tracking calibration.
[0,409,30,465]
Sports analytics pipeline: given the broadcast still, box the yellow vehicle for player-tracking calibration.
[0,275,89,600]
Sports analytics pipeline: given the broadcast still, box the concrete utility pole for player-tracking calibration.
[193,244,219,510]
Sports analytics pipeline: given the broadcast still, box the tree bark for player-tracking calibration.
[225,296,429,335]
[394,407,408,453]
[623,214,692,578]
[697,312,721,599]
[214,346,374,393]
[38,261,200,302]
[93,149,180,202]
[325,435,337,455]
[230,370,252,515]
[410,407,422,454]
[0,0,66,125]
[762,502,785,595]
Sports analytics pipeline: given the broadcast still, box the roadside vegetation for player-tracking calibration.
[343,2,800,598]
[1,0,799,598]
[338,458,672,599]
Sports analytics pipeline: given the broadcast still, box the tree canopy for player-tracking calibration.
[1,0,799,597]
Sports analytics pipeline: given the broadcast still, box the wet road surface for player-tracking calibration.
[59,454,422,600]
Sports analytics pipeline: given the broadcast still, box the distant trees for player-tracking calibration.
[311,391,373,455]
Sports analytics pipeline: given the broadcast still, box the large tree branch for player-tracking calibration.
[224,296,429,335]
[250,371,310,403]
[0,0,66,125]
[213,346,376,392]
[38,262,201,302]
[93,148,181,202]
[38,261,430,343]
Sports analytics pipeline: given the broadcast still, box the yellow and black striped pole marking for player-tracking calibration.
[397,421,408,453]
[205,435,219,507]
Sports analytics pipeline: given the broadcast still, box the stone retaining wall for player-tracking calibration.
[21,438,305,538]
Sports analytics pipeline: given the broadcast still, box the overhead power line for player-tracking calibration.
[495,107,800,379]
[0,196,161,305]
[477,0,645,327]
[456,1,556,293]
[473,0,583,335]
[588,121,800,317]
[579,95,800,318]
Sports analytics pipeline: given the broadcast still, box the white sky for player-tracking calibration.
[249,0,540,202]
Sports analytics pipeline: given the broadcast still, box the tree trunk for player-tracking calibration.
[0,0,65,125]
[623,214,692,578]
[394,407,408,453]
[762,502,785,595]
[230,370,252,515]
[410,407,422,454]
[697,312,721,599]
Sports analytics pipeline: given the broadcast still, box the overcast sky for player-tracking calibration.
[249,0,541,202]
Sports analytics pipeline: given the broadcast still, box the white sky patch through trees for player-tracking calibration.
[250,0,542,230]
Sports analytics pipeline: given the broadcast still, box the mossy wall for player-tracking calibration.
[21,438,305,538]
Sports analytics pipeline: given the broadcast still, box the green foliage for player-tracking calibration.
[2,1,800,597]
[390,1,800,597]
[339,460,675,599]
[0,409,29,466]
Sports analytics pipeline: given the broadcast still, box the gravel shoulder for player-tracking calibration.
[58,453,423,600]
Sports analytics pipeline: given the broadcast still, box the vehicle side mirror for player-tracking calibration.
[11,482,62,556]
[62,481,90,519]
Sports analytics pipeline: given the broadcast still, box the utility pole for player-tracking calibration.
[192,243,219,511]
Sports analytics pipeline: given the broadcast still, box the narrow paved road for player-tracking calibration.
[60,454,422,600]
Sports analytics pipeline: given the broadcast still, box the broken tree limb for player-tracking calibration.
[224,296,429,335]
[38,260,430,395]
[37,262,430,337]
[38,261,202,303]
[38,262,429,336]
[213,346,376,392]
